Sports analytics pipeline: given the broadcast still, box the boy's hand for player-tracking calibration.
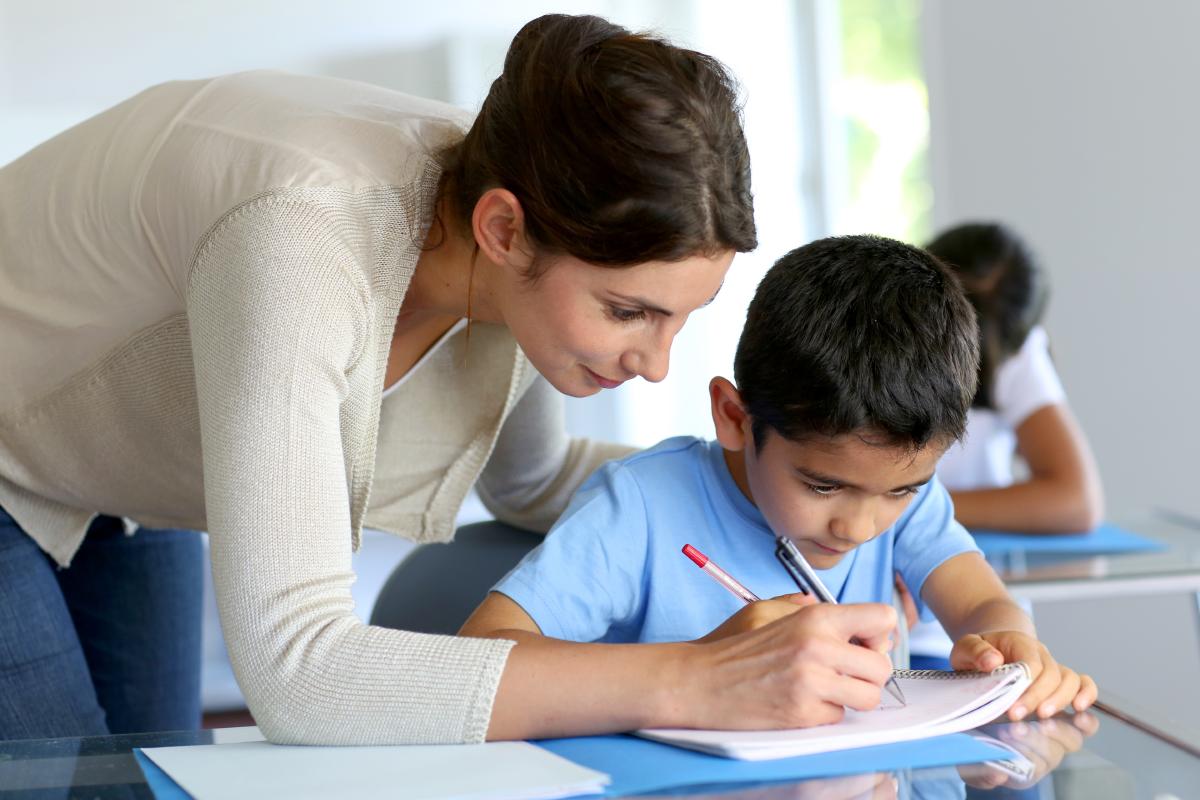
[950,630,1098,720]
[695,593,817,643]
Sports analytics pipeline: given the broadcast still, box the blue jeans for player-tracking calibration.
[0,506,203,740]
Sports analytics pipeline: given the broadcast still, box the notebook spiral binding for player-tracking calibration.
[892,662,1029,681]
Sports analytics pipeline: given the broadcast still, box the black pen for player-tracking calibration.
[775,536,907,707]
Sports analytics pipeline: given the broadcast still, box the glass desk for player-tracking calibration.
[0,711,1196,799]
[988,513,1200,601]
[982,512,1200,758]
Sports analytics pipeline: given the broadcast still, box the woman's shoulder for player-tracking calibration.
[202,70,474,142]
[156,70,472,207]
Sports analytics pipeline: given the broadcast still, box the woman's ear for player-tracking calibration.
[710,377,751,451]
[471,188,535,272]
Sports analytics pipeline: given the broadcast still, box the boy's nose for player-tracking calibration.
[831,510,877,545]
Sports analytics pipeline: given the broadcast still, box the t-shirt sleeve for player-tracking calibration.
[491,460,649,642]
[993,326,1067,429]
[892,476,981,621]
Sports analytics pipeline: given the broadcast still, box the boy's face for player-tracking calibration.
[738,430,944,569]
[710,376,947,570]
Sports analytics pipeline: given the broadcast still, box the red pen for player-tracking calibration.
[682,544,761,604]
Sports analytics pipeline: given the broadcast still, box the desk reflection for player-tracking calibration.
[638,713,1099,800]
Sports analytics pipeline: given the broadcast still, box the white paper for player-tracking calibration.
[140,739,608,800]
[638,663,1031,760]
[208,726,265,745]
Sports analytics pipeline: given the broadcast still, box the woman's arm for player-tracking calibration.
[949,403,1104,533]
[191,198,519,746]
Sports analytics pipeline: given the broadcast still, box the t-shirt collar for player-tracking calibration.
[703,439,775,539]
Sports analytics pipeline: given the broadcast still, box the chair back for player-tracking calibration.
[369,520,542,634]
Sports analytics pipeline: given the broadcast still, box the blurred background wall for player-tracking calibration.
[922,0,1200,524]
[3,0,1195,709]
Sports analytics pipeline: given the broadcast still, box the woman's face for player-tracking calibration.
[500,250,734,397]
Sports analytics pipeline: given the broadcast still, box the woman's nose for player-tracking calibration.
[622,333,672,384]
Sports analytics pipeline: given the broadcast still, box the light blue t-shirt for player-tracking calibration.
[494,436,979,644]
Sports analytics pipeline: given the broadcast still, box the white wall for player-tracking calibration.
[922,0,1200,520]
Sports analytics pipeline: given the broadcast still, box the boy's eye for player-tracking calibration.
[806,483,839,496]
[608,305,646,323]
[889,486,920,498]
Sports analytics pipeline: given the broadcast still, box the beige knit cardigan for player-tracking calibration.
[0,71,628,744]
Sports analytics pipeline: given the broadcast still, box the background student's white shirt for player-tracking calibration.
[937,326,1067,491]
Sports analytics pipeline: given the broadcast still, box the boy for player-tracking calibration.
[462,235,1097,722]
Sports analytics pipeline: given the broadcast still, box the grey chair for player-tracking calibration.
[369,519,911,669]
[370,520,542,635]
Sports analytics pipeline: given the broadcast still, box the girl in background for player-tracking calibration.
[907,222,1105,669]
[929,222,1104,533]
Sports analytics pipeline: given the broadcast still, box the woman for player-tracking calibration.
[0,14,898,744]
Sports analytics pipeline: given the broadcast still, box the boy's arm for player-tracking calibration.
[461,592,543,637]
[923,552,1035,643]
[922,552,1097,720]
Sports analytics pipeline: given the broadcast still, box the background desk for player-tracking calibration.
[0,711,1195,799]
[989,513,1200,757]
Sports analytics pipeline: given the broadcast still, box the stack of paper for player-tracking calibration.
[637,663,1032,760]
[139,739,609,800]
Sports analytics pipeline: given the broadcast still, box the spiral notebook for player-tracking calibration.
[637,663,1032,761]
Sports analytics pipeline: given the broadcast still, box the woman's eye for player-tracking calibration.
[609,306,646,323]
[807,484,839,496]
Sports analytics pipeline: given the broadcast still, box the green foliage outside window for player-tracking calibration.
[837,0,932,243]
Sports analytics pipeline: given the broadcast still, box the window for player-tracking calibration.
[833,0,932,243]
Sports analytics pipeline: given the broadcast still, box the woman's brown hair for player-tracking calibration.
[439,13,757,273]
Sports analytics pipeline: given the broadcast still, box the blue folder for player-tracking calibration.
[971,522,1165,557]
[533,733,1007,796]
[136,733,1007,799]
[133,750,191,800]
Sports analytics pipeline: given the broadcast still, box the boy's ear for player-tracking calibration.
[471,188,535,272]
[710,377,751,451]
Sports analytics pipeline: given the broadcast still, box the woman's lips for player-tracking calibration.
[585,367,625,389]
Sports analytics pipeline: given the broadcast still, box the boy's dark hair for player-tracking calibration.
[925,222,1048,409]
[734,235,979,451]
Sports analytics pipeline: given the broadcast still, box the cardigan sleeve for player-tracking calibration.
[475,374,635,533]
[187,195,514,745]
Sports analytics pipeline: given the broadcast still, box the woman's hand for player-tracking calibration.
[950,630,1098,720]
[679,602,898,730]
[485,600,899,740]
[694,593,816,643]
